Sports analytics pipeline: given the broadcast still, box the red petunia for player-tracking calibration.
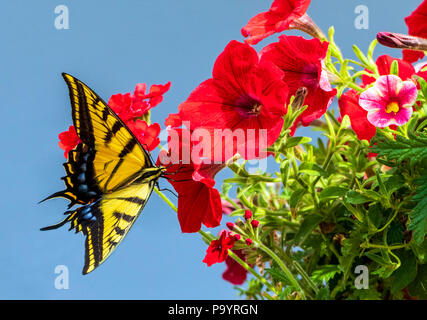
[339,89,377,141]
[167,40,288,161]
[416,63,427,81]
[140,82,172,108]
[222,249,249,285]
[126,119,161,152]
[108,81,171,122]
[58,125,81,158]
[157,129,225,233]
[203,230,236,266]
[404,0,427,63]
[241,0,311,45]
[362,55,415,85]
[260,35,337,135]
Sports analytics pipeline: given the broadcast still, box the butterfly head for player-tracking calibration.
[138,166,167,184]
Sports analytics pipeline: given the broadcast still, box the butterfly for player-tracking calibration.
[41,73,166,274]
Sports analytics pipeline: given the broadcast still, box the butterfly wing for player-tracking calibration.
[82,182,155,274]
[62,72,152,193]
[42,74,164,274]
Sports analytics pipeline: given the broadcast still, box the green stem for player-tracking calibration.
[154,187,279,296]
[375,209,399,234]
[360,243,409,250]
[227,250,278,296]
[255,241,307,300]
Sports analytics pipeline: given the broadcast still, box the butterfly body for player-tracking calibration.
[42,73,165,274]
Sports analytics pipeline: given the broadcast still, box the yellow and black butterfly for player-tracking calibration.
[41,73,166,274]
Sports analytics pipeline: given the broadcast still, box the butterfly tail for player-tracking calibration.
[40,207,91,233]
[40,210,77,231]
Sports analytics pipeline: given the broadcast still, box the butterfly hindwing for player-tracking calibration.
[82,182,155,274]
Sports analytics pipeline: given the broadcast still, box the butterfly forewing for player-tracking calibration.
[62,73,152,192]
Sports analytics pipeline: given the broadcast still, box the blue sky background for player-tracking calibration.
[0,0,424,299]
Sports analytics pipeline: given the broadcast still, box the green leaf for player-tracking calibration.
[340,233,362,281]
[365,251,391,266]
[391,250,417,294]
[289,188,306,209]
[390,60,399,76]
[280,161,290,186]
[418,77,427,100]
[315,287,331,300]
[367,39,378,62]
[294,214,323,246]
[311,265,342,283]
[408,264,427,298]
[299,162,327,177]
[346,190,371,204]
[284,136,312,148]
[411,239,427,264]
[367,204,384,229]
[409,174,427,243]
[265,267,291,285]
[383,174,406,196]
[352,44,373,69]
[371,130,427,165]
[352,288,382,300]
[319,186,348,200]
[387,220,405,244]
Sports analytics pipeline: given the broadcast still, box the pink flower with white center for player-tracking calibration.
[359,75,418,128]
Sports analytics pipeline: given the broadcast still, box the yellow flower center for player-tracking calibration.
[385,101,399,114]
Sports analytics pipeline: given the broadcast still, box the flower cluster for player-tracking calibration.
[56,0,427,298]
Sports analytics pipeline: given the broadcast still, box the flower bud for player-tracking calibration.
[226,222,235,230]
[291,87,308,110]
[289,14,326,40]
[377,32,427,51]
[251,220,260,228]
[245,238,253,246]
[244,210,252,220]
[233,234,241,241]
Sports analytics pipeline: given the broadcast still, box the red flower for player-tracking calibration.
[362,55,415,85]
[241,0,311,45]
[251,220,260,228]
[417,63,427,81]
[126,120,161,151]
[141,82,172,108]
[168,40,288,161]
[108,81,171,122]
[157,129,225,233]
[260,35,337,135]
[203,230,235,266]
[222,249,248,285]
[404,0,427,62]
[58,125,81,158]
[226,222,235,230]
[339,90,376,141]
[339,55,411,142]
